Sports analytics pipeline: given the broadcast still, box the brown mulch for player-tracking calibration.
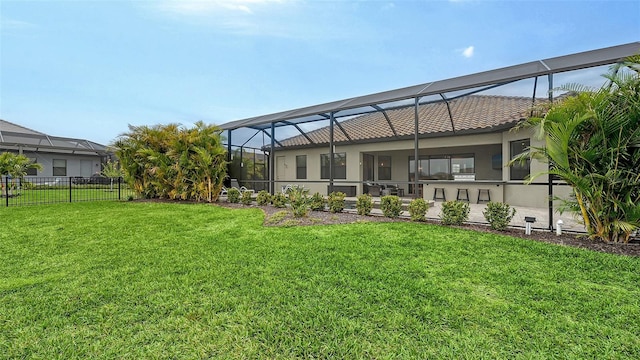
[215,202,640,257]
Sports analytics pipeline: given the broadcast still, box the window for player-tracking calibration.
[26,158,38,176]
[320,152,347,179]
[378,155,391,180]
[409,154,475,181]
[53,159,67,176]
[451,155,475,174]
[296,155,307,179]
[510,139,530,180]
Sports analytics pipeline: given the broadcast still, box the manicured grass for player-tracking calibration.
[1,202,639,359]
[2,187,136,206]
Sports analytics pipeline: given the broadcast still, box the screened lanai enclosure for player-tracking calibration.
[219,42,640,230]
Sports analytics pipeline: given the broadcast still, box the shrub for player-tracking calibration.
[288,186,309,218]
[408,198,429,222]
[309,192,326,211]
[327,192,346,213]
[483,201,516,231]
[440,200,470,225]
[256,190,271,206]
[227,187,241,203]
[240,190,253,205]
[271,193,287,208]
[356,194,373,216]
[380,195,402,218]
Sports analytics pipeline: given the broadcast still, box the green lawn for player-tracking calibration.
[2,187,136,206]
[1,202,638,359]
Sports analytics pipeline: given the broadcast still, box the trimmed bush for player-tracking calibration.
[256,190,271,206]
[240,190,253,205]
[380,195,402,218]
[408,198,428,222]
[227,188,241,203]
[288,186,309,218]
[327,192,346,213]
[483,201,516,231]
[440,200,470,225]
[271,193,287,208]
[309,192,326,211]
[356,194,373,216]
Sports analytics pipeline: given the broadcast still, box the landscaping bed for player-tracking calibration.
[217,202,640,257]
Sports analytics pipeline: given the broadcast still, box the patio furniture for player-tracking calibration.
[477,188,491,203]
[456,188,470,202]
[231,179,254,194]
[433,187,446,201]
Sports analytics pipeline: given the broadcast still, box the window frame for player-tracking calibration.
[320,152,347,180]
[509,139,531,181]
[53,159,67,176]
[377,155,392,181]
[296,155,307,179]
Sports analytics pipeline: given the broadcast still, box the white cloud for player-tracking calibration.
[462,46,474,58]
[0,17,36,31]
[155,0,287,16]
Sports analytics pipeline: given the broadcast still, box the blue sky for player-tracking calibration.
[1,0,638,146]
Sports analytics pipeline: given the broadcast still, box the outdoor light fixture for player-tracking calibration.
[524,216,536,235]
[556,219,564,236]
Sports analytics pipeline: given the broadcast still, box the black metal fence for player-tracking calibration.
[1,176,137,207]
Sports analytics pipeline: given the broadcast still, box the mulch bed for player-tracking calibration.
[215,202,640,257]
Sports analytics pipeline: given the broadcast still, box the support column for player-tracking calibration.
[270,122,275,194]
[548,73,554,231]
[329,113,335,194]
[414,97,420,199]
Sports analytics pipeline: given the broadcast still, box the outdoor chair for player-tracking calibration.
[230,179,254,194]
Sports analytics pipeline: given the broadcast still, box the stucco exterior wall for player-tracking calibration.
[19,150,103,177]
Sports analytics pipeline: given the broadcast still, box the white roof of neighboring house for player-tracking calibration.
[0,119,109,155]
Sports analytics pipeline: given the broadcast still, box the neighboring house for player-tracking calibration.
[269,95,569,208]
[0,119,110,178]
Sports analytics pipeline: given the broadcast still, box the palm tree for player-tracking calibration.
[0,152,43,195]
[512,55,640,243]
[101,159,124,192]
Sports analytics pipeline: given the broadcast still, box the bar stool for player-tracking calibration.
[433,188,446,201]
[477,188,491,203]
[456,188,470,202]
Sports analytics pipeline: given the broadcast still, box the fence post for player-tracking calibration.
[4,176,8,207]
[69,177,72,203]
[118,177,121,200]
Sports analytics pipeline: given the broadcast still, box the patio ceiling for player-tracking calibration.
[219,42,640,132]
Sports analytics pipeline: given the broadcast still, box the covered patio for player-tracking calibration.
[218,42,640,231]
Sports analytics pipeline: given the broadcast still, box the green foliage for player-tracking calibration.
[101,159,123,178]
[511,55,640,242]
[111,122,227,202]
[0,152,42,177]
[256,190,271,206]
[271,193,287,208]
[408,198,429,222]
[380,195,402,218]
[440,200,470,225]
[240,190,253,205]
[327,191,345,213]
[309,192,326,211]
[483,202,516,231]
[287,186,309,218]
[356,193,373,216]
[227,187,241,203]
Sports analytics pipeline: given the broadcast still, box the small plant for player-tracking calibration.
[271,193,287,208]
[127,195,134,201]
[309,192,326,211]
[380,195,402,218]
[288,186,309,218]
[265,210,289,224]
[227,187,241,203]
[356,193,373,216]
[483,201,516,231]
[240,190,253,205]
[440,200,470,225]
[408,198,429,222]
[327,191,346,213]
[256,190,271,206]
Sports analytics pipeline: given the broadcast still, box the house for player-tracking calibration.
[266,95,567,208]
[0,119,110,177]
[218,42,640,219]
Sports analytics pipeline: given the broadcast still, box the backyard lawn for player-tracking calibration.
[1,202,638,359]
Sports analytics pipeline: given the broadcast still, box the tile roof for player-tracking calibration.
[277,95,542,148]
